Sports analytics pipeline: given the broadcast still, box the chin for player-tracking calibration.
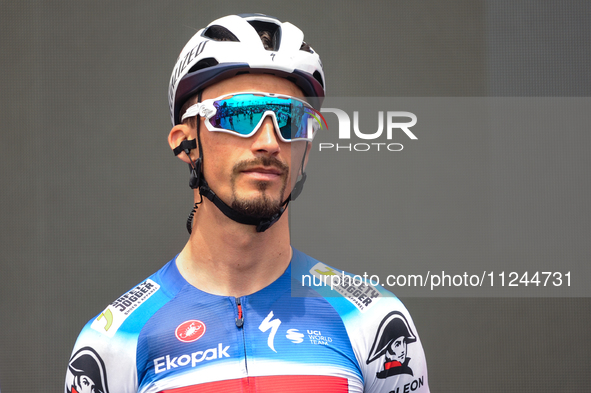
[231,194,285,219]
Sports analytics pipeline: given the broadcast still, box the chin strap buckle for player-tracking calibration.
[255,209,284,232]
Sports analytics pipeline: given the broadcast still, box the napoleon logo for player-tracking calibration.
[65,347,109,393]
[367,311,417,378]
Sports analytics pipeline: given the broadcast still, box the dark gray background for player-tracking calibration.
[293,97,590,297]
[1,1,589,392]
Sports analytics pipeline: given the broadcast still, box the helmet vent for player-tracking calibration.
[299,41,313,53]
[203,25,239,42]
[313,71,325,88]
[188,58,219,74]
[248,21,281,51]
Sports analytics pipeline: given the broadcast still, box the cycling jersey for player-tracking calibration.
[66,249,429,393]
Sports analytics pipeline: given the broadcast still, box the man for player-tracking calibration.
[66,14,429,393]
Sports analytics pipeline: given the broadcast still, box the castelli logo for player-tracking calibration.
[175,320,206,343]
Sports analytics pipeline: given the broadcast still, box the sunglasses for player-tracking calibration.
[181,92,327,142]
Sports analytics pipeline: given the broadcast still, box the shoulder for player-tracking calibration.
[291,249,430,393]
[82,258,186,339]
[291,248,404,316]
[66,258,187,393]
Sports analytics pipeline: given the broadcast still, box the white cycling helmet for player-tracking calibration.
[168,13,326,126]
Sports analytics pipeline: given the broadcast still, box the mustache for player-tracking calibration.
[232,156,289,176]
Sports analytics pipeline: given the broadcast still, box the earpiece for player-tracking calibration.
[173,139,197,157]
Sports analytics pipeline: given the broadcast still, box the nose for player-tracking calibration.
[251,114,281,155]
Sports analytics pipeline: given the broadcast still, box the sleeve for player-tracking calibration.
[352,296,430,393]
[65,311,139,393]
[64,277,163,393]
[65,263,185,393]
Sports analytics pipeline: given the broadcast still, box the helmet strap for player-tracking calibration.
[290,142,309,201]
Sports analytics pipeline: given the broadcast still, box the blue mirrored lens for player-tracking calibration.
[211,94,316,140]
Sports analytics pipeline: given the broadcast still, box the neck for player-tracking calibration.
[176,198,292,297]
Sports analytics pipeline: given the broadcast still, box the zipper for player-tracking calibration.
[234,296,249,383]
[235,296,244,327]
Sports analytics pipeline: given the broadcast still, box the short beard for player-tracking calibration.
[230,156,289,219]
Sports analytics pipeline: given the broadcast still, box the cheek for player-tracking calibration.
[201,135,237,170]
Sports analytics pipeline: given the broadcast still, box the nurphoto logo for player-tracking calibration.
[318,106,418,152]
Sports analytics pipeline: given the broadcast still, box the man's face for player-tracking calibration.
[197,74,310,218]
[74,375,95,393]
[388,336,407,363]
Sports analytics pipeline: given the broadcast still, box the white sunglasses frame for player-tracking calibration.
[180,92,322,142]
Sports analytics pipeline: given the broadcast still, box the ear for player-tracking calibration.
[168,124,197,164]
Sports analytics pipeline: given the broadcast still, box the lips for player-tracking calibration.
[242,166,283,175]
[241,166,285,181]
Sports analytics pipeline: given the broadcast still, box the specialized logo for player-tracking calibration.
[367,311,417,378]
[286,328,304,344]
[91,279,159,337]
[65,347,109,393]
[169,40,208,112]
[154,343,230,374]
[258,311,282,352]
[175,320,206,343]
